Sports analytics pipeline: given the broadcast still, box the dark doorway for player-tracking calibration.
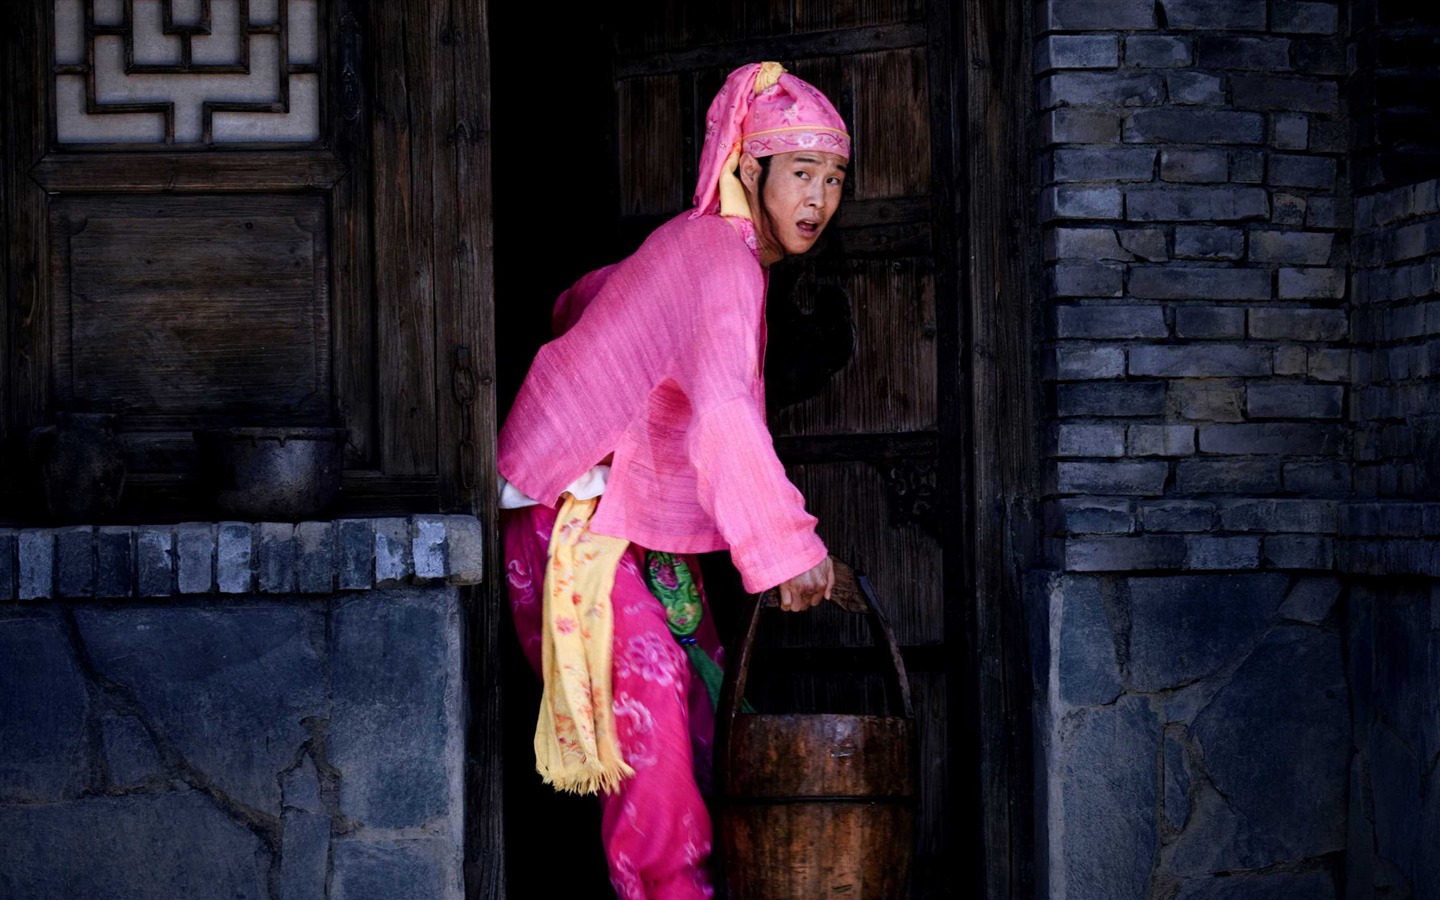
[490,7,627,898]
[488,3,1038,898]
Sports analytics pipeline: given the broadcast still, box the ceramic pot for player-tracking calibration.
[195,427,345,520]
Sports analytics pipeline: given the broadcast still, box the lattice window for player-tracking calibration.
[53,0,321,145]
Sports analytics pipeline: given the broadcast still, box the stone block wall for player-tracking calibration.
[1033,572,1346,899]
[0,587,465,900]
[1031,1,1353,896]
[0,517,478,900]
[1345,580,1440,899]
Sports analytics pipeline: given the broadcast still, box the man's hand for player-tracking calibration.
[777,556,835,612]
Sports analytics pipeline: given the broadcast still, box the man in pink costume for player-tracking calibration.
[498,61,850,899]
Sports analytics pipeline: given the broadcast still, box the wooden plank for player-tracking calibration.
[769,461,944,647]
[613,22,927,77]
[910,672,949,896]
[437,1,503,897]
[770,257,938,436]
[920,2,978,897]
[614,0,795,56]
[850,47,931,200]
[833,195,931,228]
[612,0,687,56]
[51,195,330,428]
[331,472,441,517]
[834,221,932,256]
[10,1,50,439]
[117,431,197,474]
[0,471,444,525]
[329,0,376,467]
[773,430,938,463]
[617,75,685,217]
[953,0,1041,897]
[0,2,13,450]
[795,0,924,31]
[29,150,346,192]
[370,0,438,476]
[689,0,795,48]
[435,0,496,514]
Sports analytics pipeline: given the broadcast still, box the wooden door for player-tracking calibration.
[2,3,505,896]
[607,7,958,898]
[2,0,494,522]
[598,4,1041,899]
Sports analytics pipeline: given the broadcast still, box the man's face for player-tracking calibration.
[756,150,847,258]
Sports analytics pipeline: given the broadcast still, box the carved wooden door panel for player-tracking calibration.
[3,10,503,895]
[609,7,962,897]
[3,0,494,522]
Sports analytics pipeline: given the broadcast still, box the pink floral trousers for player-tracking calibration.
[503,503,721,900]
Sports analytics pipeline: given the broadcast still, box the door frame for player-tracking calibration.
[2,0,1038,895]
[481,0,1039,893]
[932,2,1041,897]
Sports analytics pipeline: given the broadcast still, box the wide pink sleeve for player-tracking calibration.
[676,229,828,593]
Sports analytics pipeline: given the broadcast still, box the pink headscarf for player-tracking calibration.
[691,62,851,219]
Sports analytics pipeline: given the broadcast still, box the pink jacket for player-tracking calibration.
[497,212,828,592]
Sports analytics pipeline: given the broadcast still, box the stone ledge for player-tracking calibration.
[0,516,484,601]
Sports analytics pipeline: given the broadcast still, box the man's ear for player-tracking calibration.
[738,151,762,192]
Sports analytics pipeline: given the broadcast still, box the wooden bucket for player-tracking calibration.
[715,560,917,899]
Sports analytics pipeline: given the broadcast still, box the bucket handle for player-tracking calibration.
[716,556,915,734]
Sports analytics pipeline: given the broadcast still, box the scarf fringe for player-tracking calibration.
[537,758,637,796]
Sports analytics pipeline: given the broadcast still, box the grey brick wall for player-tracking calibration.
[1343,173,1440,899]
[1350,178,1440,508]
[1040,0,1351,577]
[1032,2,1354,898]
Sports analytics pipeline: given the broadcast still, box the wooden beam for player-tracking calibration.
[614,23,928,77]
[833,196,932,229]
[30,151,347,192]
[773,431,939,463]
[371,0,439,477]
[439,0,504,897]
[329,1,377,468]
[954,0,1042,897]
[0,0,14,450]
[8,1,49,440]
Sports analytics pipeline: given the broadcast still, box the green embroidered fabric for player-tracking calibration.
[644,551,752,712]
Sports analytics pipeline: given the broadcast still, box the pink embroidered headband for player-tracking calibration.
[691,61,851,218]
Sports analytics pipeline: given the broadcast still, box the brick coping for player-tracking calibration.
[0,516,484,600]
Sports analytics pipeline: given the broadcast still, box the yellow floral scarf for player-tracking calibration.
[535,493,633,794]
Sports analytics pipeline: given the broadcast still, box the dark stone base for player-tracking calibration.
[1031,572,1349,898]
[1347,577,1440,899]
[0,587,464,900]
